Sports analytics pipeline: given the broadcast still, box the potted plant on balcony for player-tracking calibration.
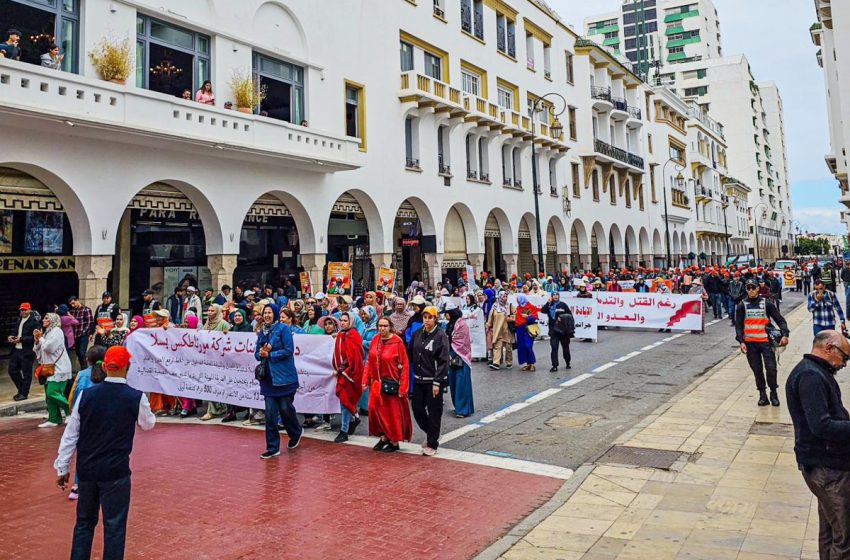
[89,35,133,85]
[229,69,266,114]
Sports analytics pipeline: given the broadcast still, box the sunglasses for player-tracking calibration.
[746,286,759,291]
[832,345,850,363]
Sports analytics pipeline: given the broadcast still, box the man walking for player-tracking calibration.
[842,261,850,307]
[734,279,789,406]
[68,297,94,371]
[7,302,39,401]
[541,293,573,371]
[786,330,850,559]
[54,346,155,560]
[808,279,846,337]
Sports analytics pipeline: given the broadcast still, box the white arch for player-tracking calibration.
[571,219,590,255]
[446,203,480,254]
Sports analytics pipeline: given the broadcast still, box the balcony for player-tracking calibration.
[400,70,464,112]
[591,86,613,111]
[695,185,713,202]
[405,158,421,170]
[0,59,363,170]
[594,138,644,170]
[628,106,642,120]
[610,96,629,120]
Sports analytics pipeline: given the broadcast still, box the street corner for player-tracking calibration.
[0,418,564,560]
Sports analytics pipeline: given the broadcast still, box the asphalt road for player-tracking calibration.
[412,290,808,469]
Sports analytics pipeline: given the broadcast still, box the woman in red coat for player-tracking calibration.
[365,316,412,452]
[332,312,364,443]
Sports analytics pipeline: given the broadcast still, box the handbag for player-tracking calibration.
[527,323,541,339]
[254,359,268,381]
[378,345,401,395]
[35,343,63,384]
[449,353,463,368]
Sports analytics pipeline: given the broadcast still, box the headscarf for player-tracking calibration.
[516,294,529,307]
[483,288,495,316]
[57,304,69,316]
[130,315,144,332]
[114,313,129,333]
[229,308,253,332]
[44,312,61,332]
[306,304,324,327]
[185,315,200,329]
[261,303,280,335]
[445,306,463,340]
[491,290,509,315]
[388,297,412,333]
[337,311,354,332]
[204,303,230,331]
[361,305,378,334]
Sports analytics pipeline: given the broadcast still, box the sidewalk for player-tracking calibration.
[491,302,823,560]
[0,359,45,416]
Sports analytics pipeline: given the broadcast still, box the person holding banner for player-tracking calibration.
[514,295,539,372]
[444,303,474,418]
[409,307,449,456]
[255,304,303,459]
[332,312,364,443]
[366,317,412,452]
[487,291,514,370]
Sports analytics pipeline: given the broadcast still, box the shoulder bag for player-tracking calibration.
[254,358,268,381]
[378,340,400,396]
[34,344,64,385]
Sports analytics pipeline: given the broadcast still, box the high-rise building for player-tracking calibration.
[585,0,722,80]
[811,0,850,236]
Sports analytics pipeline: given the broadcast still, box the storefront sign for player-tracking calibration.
[377,267,396,295]
[402,238,419,247]
[327,262,352,295]
[0,256,75,273]
[126,328,341,413]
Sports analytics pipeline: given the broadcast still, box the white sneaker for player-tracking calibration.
[314,422,332,432]
[422,447,437,457]
[37,421,59,428]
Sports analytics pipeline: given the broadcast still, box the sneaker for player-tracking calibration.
[37,421,59,428]
[373,439,389,451]
[549,366,558,372]
[770,391,781,407]
[488,363,501,370]
[260,450,280,459]
[757,392,769,407]
[68,487,79,501]
[221,412,237,423]
[381,443,400,453]
[347,417,361,435]
[505,364,513,369]
[422,446,437,457]
[179,408,196,418]
[314,421,331,432]
[334,432,349,443]
[286,434,302,450]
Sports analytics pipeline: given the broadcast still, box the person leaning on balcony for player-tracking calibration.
[0,29,21,60]
[40,43,64,70]
[786,330,850,559]
[195,80,215,105]
[180,89,191,100]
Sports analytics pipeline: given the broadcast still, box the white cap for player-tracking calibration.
[243,290,254,297]
[315,292,326,300]
[186,286,197,292]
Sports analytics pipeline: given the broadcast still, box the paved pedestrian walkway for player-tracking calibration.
[493,302,825,560]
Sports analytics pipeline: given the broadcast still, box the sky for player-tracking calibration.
[547,0,845,236]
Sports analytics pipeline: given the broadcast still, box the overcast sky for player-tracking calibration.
[547,0,843,235]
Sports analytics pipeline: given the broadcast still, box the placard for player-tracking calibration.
[326,262,352,295]
[377,267,396,295]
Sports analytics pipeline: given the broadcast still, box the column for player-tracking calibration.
[113,209,131,308]
[467,252,485,278]
[558,254,570,274]
[503,253,518,279]
[423,253,443,289]
[598,254,610,274]
[74,255,113,312]
[301,253,326,297]
[207,254,237,292]
[614,254,626,270]
[370,253,393,290]
[579,254,592,272]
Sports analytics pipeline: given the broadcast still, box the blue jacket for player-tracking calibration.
[255,323,298,388]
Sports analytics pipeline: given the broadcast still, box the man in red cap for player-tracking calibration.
[54,345,155,560]
[6,302,40,401]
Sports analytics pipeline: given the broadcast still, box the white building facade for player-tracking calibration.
[0,0,722,320]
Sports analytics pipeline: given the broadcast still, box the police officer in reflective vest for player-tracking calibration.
[734,278,789,406]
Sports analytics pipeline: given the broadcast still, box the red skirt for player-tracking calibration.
[368,379,412,443]
[335,375,363,415]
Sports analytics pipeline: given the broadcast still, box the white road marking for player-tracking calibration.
[614,351,642,362]
[560,373,594,387]
[669,333,685,340]
[478,402,533,424]
[592,362,617,373]
[707,319,721,326]
[525,388,563,404]
[437,423,481,443]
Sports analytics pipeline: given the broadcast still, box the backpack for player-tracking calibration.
[554,308,575,337]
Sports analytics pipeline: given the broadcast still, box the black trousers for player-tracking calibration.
[549,335,571,368]
[8,349,34,397]
[745,342,778,391]
[71,475,131,560]
[411,383,444,449]
[802,465,850,559]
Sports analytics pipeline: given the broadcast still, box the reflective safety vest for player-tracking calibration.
[743,299,769,343]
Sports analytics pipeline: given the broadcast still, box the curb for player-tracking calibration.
[0,398,47,417]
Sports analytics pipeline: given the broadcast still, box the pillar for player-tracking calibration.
[423,253,443,289]
[301,253,326,297]
[614,254,626,270]
[467,252,485,278]
[579,254,592,273]
[75,255,113,312]
[598,254,610,274]
[485,237,497,274]
[207,254,237,293]
[503,253,518,279]
[370,253,393,290]
[558,254,570,274]
[114,209,131,308]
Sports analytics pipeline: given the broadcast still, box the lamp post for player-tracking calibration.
[530,92,566,275]
[661,158,685,268]
[752,202,768,266]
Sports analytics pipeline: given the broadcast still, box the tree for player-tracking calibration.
[798,237,830,255]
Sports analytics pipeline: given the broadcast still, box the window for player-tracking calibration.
[625,179,632,208]
[543,45,551,77]
[592,169,600,201]
[496,14,516,58]
[461,69,481,96]
[609,175,616,205]
[437,125,450,174]
[568,107,577,140]
[5,0,80,72]
[669,143,684,162]
[650,167,657,202]
[344,81,366,150]
[526,33,535,70]
[424,52,442,80]
[565,51,575,83]
[502,145,513,185]
[512,147,522,187]
[137,15,210,95]
[548,159,557,195]
[648,133,653,154]
[497,86,513,110]
[460,0,484,39]
[253,53,305,123]
[571,163,581,197]
[400,41,414,71]
[405,117,420,168]
[478,137,490,181]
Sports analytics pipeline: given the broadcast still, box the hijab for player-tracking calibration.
[445,307,462,339]
[204,303,230,331]
[44,312,61,332]
[261,303,280,335]
[306,304,324,326]
[361,305,378,334]
[389,297,412,333]
[491,290,509,315]
[516,294,529,307]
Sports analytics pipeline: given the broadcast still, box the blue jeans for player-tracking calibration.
[340,408,355,433]
[710,293,723,318]
[264,394,302,453]
[71,475,131,560]
[844,284,850,307]
[725,295,735,318]
[814,324,834,337]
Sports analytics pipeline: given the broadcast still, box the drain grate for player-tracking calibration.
[749,422,794,437]
[597,445,684,470]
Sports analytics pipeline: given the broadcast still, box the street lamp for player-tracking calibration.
[530,92,566,275]
[752,202,768,265]
[661,158,685,268]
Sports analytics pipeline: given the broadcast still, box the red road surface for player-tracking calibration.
[0,418,562,559]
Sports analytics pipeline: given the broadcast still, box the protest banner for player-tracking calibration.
[326,262,352,295]
[377,267,396,295]
[126,328,341,413]
[465,306,487,358]
[560,292,702,332]
[568,299,598,341]
[299,271,312,296]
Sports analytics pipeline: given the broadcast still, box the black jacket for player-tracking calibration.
[408,325,449,388]
[541,301,571,336]
[841,266,850,284]
[786,354,850,470]
[13,315,40,352]
[734,296,789,343]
